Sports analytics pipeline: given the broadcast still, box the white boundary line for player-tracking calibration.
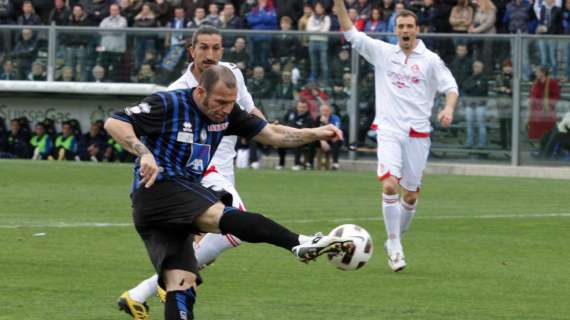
[1,213,569,229]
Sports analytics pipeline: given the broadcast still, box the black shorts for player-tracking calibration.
[132,178,232,275]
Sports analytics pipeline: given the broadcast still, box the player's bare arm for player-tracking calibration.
[437,91,459,128]
[334,0,354,31]
[104,118,159,188]
[254,124,343,148]
[250,107,266,120]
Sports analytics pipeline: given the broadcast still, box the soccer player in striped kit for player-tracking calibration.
[334,0,459,272]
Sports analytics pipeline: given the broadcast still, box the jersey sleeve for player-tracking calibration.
[343,26,391,67]
[232,65,256,113]
[432,56,459,95]
[225,104,268,139]
[111,93,166,136]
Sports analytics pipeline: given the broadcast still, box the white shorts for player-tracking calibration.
[376,129,430,192]
[201,171,246,210]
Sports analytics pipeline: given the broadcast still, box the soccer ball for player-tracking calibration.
[327,224,373,271]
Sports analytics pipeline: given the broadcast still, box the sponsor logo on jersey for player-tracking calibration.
[177,132,193,143]
[207,122,229,132]
[411,64,421,74]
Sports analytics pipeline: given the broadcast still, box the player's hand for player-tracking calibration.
[438,107,454,128]
[139,153,159,188]
[320,140,331,152]
[315,124,343,142]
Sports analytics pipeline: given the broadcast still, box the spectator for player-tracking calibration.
[349,7,366,30]
[272,15,300,67]
[418,0,452,33]
[182,0,209,20]
[27,60,46,80]
[563,0,570,80]
[469,0,497,71]
[536,0,563,76]
[276,99,314,170]
[381,0,395,20]
[352,0,372,19]
[0,116,7,154]
[245,0,277,70]
[58,65,74,81]
[12,28,38,79]
[299,81,329,119]
[307,1,331,85]
[449,0,474,34]
[274,0,303,25]
[449,43,473,90]
[330,45,351,86]
[118,0,137,26]
[532,112,570,158]
[48,0,71,26]
[224,36,249,72]
[0,59,17,80]
[504,0,532,79]
[30,122,53,160]
[272,69,296,101]
[55,121,78,160]
[187,6,206,28]
[79,122,107,161]
[204,2,222,28]
[105,137,132,162]
[386,2,405,44]
[0,0,13,53]
[221,3,242,48]
[91,64,108,82]
[247,65,272,102]
[133,3,158,72]
[98,3,127,82]
[3,119,30,158]
[298,3,313,57]
[90,0,111,25]
[65,4,95,82]
[528,66,560,141]
[364,6,387,35]
[495,59,514,150]
[165,6,187,48]
[17,1,42,26]
[153,0,172,26]
[136,63,156,83]
[462,60,489,149]
[311,104,341,170]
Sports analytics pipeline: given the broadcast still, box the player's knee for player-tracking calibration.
[382,177,399,195]
[402,191,418,205]
[163,270,197,291]
[195,202,225,233]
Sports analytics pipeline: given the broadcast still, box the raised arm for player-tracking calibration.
[334,0,354,31]
[104,118,158,188]
[253,123,343,148]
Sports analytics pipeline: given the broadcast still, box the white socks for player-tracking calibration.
[382,193,402,250]
[128,274,158,303]
[298,234,313,244]
[128,233,242,303]
[400,199,417,236]
[195,233,241,268]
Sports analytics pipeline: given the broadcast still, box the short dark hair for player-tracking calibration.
[199,65,236,93]
[190,25,222,48]
[395,9,418,26]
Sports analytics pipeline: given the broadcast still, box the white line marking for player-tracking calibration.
[1,213,569,229]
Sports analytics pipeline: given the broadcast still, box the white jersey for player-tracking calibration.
[344,27,458,134]
[167,62,255,181]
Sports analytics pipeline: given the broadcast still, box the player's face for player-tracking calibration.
[395,16,419,51]
[190,34,224,73]
[200,82,237,122]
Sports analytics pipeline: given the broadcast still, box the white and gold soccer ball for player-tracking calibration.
[327,224,373,271]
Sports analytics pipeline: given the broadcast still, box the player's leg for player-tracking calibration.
[194,202,353,262]
[163,269,197,320]
[377,131,405,271]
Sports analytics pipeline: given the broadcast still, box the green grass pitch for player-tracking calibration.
[0,159,569,320]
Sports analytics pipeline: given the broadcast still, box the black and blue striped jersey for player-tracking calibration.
[111,88,268,191]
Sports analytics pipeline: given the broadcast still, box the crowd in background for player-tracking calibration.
[1,0,570,162]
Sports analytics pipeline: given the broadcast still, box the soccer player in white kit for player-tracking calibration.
[333,0,459,272]
[117,26,314,319]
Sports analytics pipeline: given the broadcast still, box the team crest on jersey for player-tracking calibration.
[125,102,151,115]
[182,121,193,132]
[186,143,211,175]
[207,122,228,132]
[200,128,208,143]
[411,64,421,74]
